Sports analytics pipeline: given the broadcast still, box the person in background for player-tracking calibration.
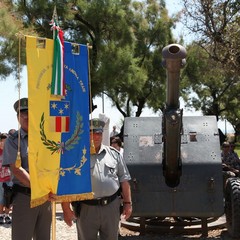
[110,125,119,137]
[3,98,52,240]
[110,136,124,157]
[229,142,239,160]
[0,132,12,224]
[62,118,132,240]
[222,141,240,178]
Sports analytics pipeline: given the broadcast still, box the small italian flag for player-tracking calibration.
[51,19,65,97]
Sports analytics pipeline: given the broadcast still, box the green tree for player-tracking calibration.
[2,0,177,118]
[182,43,240,134]
[182,0,240,74]
[181,0,240,135]
[0,1,25,80]
[97,0,175,117]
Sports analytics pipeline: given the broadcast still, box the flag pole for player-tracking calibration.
[52,201,56,240]
[51,6,58,240]
[87,44,96,154]
[15,32,25,168]
[52,6,57,39]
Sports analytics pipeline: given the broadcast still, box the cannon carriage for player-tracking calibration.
[123,44,240,237]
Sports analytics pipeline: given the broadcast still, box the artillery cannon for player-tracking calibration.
[123,44,240,237]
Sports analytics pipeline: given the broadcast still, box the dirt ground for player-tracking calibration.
[0,216,235,240]
[0,209,236,240]
[119,227,233,240]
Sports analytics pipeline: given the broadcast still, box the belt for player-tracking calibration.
[82,191,119,206]
[13,184,31,195]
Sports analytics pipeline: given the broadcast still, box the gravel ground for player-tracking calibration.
[0,213,235,240]
[119,228,234,240]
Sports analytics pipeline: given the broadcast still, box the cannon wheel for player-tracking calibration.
[225,177,240,238]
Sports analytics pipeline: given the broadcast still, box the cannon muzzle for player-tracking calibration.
[162,44,186,109]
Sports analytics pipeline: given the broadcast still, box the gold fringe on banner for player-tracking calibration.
[31,192,94,208]
[30,194,50,208]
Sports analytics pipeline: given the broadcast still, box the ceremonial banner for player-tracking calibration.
[26,36,93,207]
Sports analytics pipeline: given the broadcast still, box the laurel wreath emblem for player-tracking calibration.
[40,112,84,154]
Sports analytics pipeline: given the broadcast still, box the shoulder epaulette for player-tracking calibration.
[108,146,120,160]
[8,130,18,140]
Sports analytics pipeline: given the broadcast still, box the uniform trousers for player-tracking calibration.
[0,182,4,205]
[12,192,51,240]
[76,197,120,240]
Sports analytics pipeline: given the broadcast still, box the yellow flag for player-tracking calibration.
[26,36,93,207]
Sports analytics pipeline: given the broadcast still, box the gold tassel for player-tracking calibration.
[90,139,96,154]
[87,45,96,155]
[15,151,21,168]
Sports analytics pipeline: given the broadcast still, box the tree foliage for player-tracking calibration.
[182,44,240,120]
[1,0,177,117]
[182,0,240,74]
[181,0,240,134]
[0,1,25,80]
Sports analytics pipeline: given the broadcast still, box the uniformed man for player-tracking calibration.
[3,98,52,240]
[62,118,132,240]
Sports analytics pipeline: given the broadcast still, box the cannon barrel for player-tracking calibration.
[162,44,187,187]
[162,44,187,109]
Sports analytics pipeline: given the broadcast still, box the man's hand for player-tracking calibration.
[121,203,132,220]
[61,202,77,227]
[48,192,57,201]
[120,181,132,220]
